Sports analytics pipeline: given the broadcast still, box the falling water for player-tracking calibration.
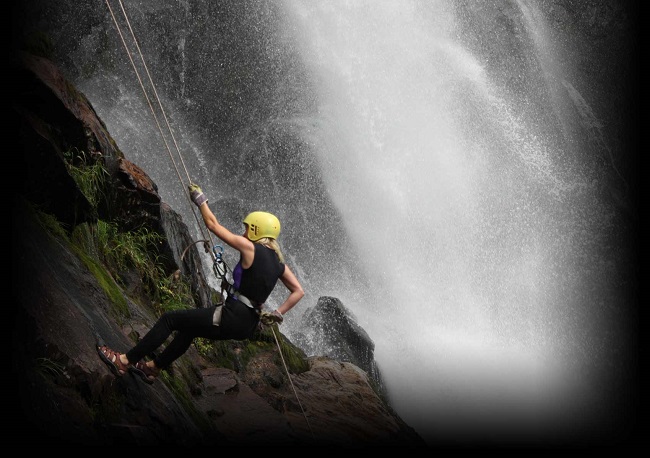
[23,0,637,446]
[277,0,633,444]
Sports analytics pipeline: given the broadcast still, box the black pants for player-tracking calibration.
[126,297,260,369]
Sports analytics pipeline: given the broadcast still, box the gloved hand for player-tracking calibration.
[260,309,283,326]
[271,310,283,324]
[188,183,208,207]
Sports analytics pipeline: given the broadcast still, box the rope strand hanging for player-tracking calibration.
[104,0,213,255]
[270,326,316,441]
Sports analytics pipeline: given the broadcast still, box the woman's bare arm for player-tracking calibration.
[277,265,305,315]
[198,202,255,267]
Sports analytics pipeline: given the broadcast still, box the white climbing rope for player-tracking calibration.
[104,0,213,251]
[269,325,316,441]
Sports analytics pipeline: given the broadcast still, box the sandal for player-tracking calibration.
[97,345,130,377]
[129,360,159,385]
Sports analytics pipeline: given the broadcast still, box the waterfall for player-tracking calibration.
[278,0,632,443]
[29,0,636,446]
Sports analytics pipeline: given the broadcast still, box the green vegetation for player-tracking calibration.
[31,206,130,319]
[194,327,310,375]
[156,271,195,313]
[194,338,236,370]
[96,221,163,289]
[36,357,65,380]
[74,237,130,318]
[255,326,310,374]
[61,149,194,317]
[33,205,70,239]
[64,148,108,209]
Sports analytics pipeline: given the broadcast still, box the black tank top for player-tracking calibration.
[232,244,285,305]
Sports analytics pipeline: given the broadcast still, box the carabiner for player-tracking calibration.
[212,244,226,278]
[213,244,224,261]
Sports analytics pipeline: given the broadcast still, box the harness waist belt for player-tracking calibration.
[236,293,259,309]
[225,284,260,309]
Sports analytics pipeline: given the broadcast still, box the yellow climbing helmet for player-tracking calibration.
[242,211,281,241]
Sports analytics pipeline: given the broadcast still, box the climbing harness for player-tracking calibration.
[210,244,258,309]
[104,1,314,440]
[212,245,280,313]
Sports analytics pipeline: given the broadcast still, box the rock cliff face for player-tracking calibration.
[9,52,424,448]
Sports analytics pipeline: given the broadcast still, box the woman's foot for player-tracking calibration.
[97,345,130,377]
[130,360,160,385]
